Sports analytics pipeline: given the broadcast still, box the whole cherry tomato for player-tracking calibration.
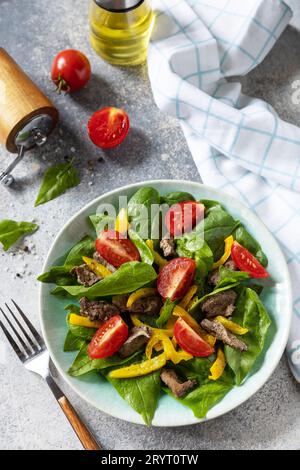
[51,49,91,93]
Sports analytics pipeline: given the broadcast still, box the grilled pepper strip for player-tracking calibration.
[215,316,249,335]
[179,285,198,310]
[146,240,168,269]
[209,348,226,381]
[173,305,216,347]
[82,256,112,278]
[115,208,129,234]
[109,353,167,378]
[212,235,234,269]
[126,287,158,308]
[69,313,102,329]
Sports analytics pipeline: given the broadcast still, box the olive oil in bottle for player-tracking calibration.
[89,0,154,66]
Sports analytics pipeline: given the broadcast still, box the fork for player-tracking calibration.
[0,300,101,451]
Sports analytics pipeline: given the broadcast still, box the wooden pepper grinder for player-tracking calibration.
[0,48,59,186]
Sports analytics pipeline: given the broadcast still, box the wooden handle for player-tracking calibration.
[0,48,58,153]
[58,396,101,451]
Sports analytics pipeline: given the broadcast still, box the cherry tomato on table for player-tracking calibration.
[174,317,214,357]
[88,107,130,149]
[51,49,91,93]
[165,201,205,237]
[157,257,196,301]
[88,315,129,359]
[231,241,269,278]
[96,230,140,268]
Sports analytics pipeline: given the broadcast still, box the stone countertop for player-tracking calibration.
[0,0,300,451]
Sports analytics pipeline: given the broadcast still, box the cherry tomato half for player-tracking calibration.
[231,241,269,278]
[165,201,205,237]
[88,107,130,149]
[88,315,129,359]
[174,317,214,357]
[51,49,91,93]
[157,257,196,301]
[95,230,140,268]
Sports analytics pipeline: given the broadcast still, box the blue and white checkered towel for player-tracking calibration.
[148,0,300,381]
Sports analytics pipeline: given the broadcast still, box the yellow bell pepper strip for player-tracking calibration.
[212,235,234,269]
[179,285,198,310]
[130,315,174,337]
[69,313,102,329]
[160,333,192,364]
[187,296,199,311]
[115,208,129,234]
[82,256,112,278]
[173,305,216,347]
[146,240,168,269]
[109,353,167,378]
[209,348,226,381]
[154,341,163,352]
[145,335,161,359]
[215,316,249,335]
[171,336,178,349]
[126,287,158,308]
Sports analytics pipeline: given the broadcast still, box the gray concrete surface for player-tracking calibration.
[0,0,300,450]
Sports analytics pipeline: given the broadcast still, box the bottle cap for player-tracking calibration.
[94,1,144,12]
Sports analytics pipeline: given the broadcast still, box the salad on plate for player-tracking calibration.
[39,187,272,425]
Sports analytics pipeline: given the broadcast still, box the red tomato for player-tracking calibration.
[88,315,128,359]
[174,317,214,357]
[88,107,130,149]
[157,257,196,301]
[165,201,205,237]
[96,230,140,268]
[231,241,269,279]
[51,49,91,93]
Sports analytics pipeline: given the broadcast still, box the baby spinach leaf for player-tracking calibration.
[128,187,160,239]
[35,159,80,207]
[38,235,95,285]
[0,220,38,251]
[104,362,161,426]
[89,213,115,235]
[161,192,195,206]
[233,225,268,267]
[216,266,250,288]
[63,331,85,352]
[66,314,97,341]
[64,303,80,314]
[225,287,271,385]
[128,229,154,265]
[156,298,175,328]
[200,199,224,213]
[175,357,212,381]
[61,262,157,299]
[166,368,235,419]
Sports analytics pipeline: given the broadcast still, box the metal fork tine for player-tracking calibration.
[5,303,39,352]
[0,318,27,362]
[11,299,44,348]
[0,308,32,356]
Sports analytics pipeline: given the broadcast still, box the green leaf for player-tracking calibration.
[175,357,212,381]
[38,235,95,285]
[225,287,271,385]
[64,303,80,314]
[127,187,160,239]
[104,360,161,426]
[89,213,115,235]
[61,261,157,299]
[66,314,97,340]
[0,220,38,251]
[68,344,139,377]
[63,331,85,352]
[216,266,250,288]
[200,199,224,213]
[156,298,175,328]
[34,159,80,207]
[128,229,154,265]
[233,225,268,267]
[161,192,195,206]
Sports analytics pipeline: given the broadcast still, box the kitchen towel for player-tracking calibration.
[148,0,300,380]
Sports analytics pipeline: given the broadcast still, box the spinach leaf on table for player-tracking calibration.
[35,159,80,207]
[233,225,268,267]
[127,187,160,239]
[0,220,38,251]
[225,287,271,385]
[38,235,95,285]
[63,331,85,352]
[216,266,250,288]
[156,298,175,328]
[61,261,157,298]
[128,229,154,265]
[161,192,195,206]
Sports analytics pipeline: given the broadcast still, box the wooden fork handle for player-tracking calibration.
[46,375,101,450]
